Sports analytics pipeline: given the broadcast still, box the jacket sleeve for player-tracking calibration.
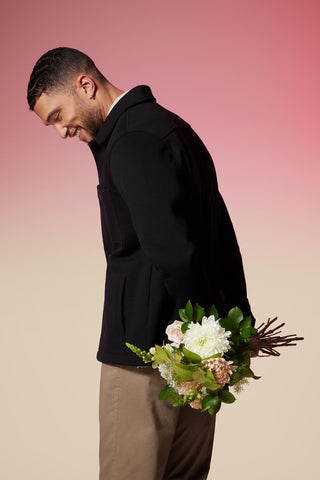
[108,130,204,304]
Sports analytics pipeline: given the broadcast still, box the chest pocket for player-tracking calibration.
[97,184,122,257]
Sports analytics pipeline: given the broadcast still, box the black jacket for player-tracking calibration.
[89,86,253,365]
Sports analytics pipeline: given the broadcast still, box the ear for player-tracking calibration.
[76,74,96,99]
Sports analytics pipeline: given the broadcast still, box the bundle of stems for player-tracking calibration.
[255,317,304,357]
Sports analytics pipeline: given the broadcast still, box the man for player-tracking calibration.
[27,47,254,480]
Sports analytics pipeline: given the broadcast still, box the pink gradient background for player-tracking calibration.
[1,1,319,479]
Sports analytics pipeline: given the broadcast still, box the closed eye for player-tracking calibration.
[45,108,61,125]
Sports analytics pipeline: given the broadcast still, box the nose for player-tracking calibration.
[54,124,68,139]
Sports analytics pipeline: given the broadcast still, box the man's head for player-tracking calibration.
[27,47,114,143]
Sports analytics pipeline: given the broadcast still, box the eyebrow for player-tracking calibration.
[45,108,60,125]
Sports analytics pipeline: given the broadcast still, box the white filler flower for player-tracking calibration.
[183,316,231,359]
[158,363,176,388]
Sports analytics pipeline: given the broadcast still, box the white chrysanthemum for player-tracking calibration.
[183,315,231,359]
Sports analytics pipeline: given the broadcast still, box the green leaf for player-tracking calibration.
[201,394,221,416]
[205,369,215,381]
[206,386,221,395]
[159,386,175,400]
[229,372,240,386]
[191,368,219,391]
[202,369,219,390]
[185,300,194,321]
[179,309,189,323]
[219,317,236,331]
[241,367,255,378]
[181,322,190,334]
[219,389,236,404]
[173,363,195,381]
[207,304,218,319]
[228,307,244,326]
[194,303,205,323]
[204,377,220,391]
[182,345,202,363]
[192,368,206,384]
[239,316,252,329]
[230,335,240,350]
[203,353,221,361]
[174,351,183,363]
[240,327,252,339]
[163,345,175,360]
[154,345,169,363]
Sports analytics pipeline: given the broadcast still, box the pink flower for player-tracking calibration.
[165,320,185,346]
[177,381,197,396]
[190,399,202,410]
[203,357,236,386]
[177,381,204,410]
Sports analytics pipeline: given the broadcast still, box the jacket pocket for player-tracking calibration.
[99,271,127,354]
[97,184,122,255]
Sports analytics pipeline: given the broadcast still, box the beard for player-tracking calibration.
[76,97,104,140]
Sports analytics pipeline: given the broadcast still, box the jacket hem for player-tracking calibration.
[97,349,150,367]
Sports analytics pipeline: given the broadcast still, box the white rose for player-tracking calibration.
[165,320,185,347]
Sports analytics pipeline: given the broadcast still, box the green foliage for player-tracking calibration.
[228,306,244,326]
[192,368,206,384]
[179,301,206,333]
[229,362,258,386]
[201,387,236,415]
[184,388,199,404]
[174,350,183,364]
[179,301,192,333]
[125,343,153,363]
[181,322,190,334]
[202,393,221,415]
[204,377,220,391]
[194,303,205,322]
[240,327,252,339]
[185,300,193,321]
[159,386,187,406]
[179,309,190,323]
[154,344,170,364]
[218,389,236,404]
[201,369,220,390]
[158,386,175,400]
[219,316,236,331]
[182,345,202,363]
[239,316,252,329]
[203,353,222,361]
[173,363,195,381]
[206,304,218,319]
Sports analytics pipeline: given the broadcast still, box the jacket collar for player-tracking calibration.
[89,85,156,147]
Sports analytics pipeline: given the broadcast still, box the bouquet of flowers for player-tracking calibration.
[126,301,303,415]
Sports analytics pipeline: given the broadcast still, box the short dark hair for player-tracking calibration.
[27,47,104,110]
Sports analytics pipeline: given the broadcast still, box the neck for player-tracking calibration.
[97,80,125,119]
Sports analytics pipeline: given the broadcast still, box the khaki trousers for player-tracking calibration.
[99,363,215,480]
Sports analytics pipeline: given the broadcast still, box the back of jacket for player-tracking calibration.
[89,86,253,365]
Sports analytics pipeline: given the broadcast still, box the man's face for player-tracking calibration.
[34,89,103,143]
